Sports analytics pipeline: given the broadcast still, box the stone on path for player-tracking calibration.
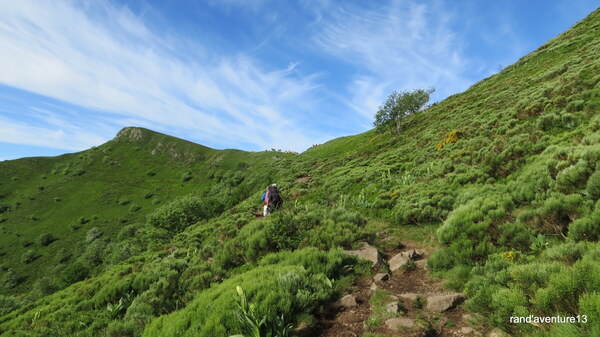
[426,293,465,312]
[461,327,475,335]
[369,283,378,291]
[389,251,411,271]
[294,322,310,335]
[344,242,382,268]
[397,293,419,301]
[385,317,415,331]
[373,273,390,282]
[487,328,510,337]
[336,294,358,309]
[386,302,400,313]
[415,259,428,270]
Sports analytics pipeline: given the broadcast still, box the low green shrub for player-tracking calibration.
[578,292,600,337]
[465,243,600,336]
[181,171,192,182]
[117,223,142,240]
[566,99,585,112]
[498,222,533,251]
[54,248,71,264]
[38,232,57,246]
[20,239,33,247]
[86,227,103,243]
[0,204,9,213]
[392,186,454,226]
[587,169,600,200]
[0,295,23,316]
[30,277,58,299]
[522,193,587,238]
[21,249,39,264]
[431,190,512,270]
[61,261,90,285]
[213,205,365,270]
[103,320,139,337]
[569,209,600,241]
[537,113,560,130]
[107,241,143,264]
[542,241,595,264]
[534,257,600,316]
[1,269,20,289]
[555,160,592,193]
[80,239,109,266]
[147,195,224,232]
[143,248,354,337]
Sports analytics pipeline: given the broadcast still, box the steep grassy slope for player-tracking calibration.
[1,8,599,337]
[0,127,294,297]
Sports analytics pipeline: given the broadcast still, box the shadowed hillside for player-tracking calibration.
[1,8,599,337]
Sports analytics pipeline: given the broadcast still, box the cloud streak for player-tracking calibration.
[0,0,324,152]
[312,1,473,118]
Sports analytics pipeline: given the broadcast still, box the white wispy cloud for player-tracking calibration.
[0,114,106,151]
[312,1,473,119]
[0,0,323,152]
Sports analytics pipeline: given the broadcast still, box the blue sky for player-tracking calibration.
[0,1,598,161]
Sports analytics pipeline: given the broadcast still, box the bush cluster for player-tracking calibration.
[38,233,57,246]
[144,248,355,337]
[212,205,365,270]
[465,243,600,335]
[147,195,225,232]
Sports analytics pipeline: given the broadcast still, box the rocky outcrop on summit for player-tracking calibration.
[113,127,145,142]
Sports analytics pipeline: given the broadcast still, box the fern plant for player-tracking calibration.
[230,286,266,337]
[230,286,293,337]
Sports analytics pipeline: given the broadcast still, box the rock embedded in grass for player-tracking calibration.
[336,294,358,309]
[373,273,390,282]
[426,293,465,312]
[389,251,412,271]
[385,317,415,330]
[344,242,382,268]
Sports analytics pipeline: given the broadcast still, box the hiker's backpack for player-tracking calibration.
[268,186,282,208]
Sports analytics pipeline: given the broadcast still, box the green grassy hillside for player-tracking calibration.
[0,127,294,297]
[1,8,599,337]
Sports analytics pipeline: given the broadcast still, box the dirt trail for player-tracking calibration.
[305,243,481,337]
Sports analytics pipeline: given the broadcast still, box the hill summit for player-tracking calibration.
[114,126,145,141]
[111,126,215,161]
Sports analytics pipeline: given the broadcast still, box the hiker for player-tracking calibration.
[263,184,283,216]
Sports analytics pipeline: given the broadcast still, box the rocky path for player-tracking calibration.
[304,242,488,337]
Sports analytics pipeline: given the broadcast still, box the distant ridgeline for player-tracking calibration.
[1,8,600,337]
